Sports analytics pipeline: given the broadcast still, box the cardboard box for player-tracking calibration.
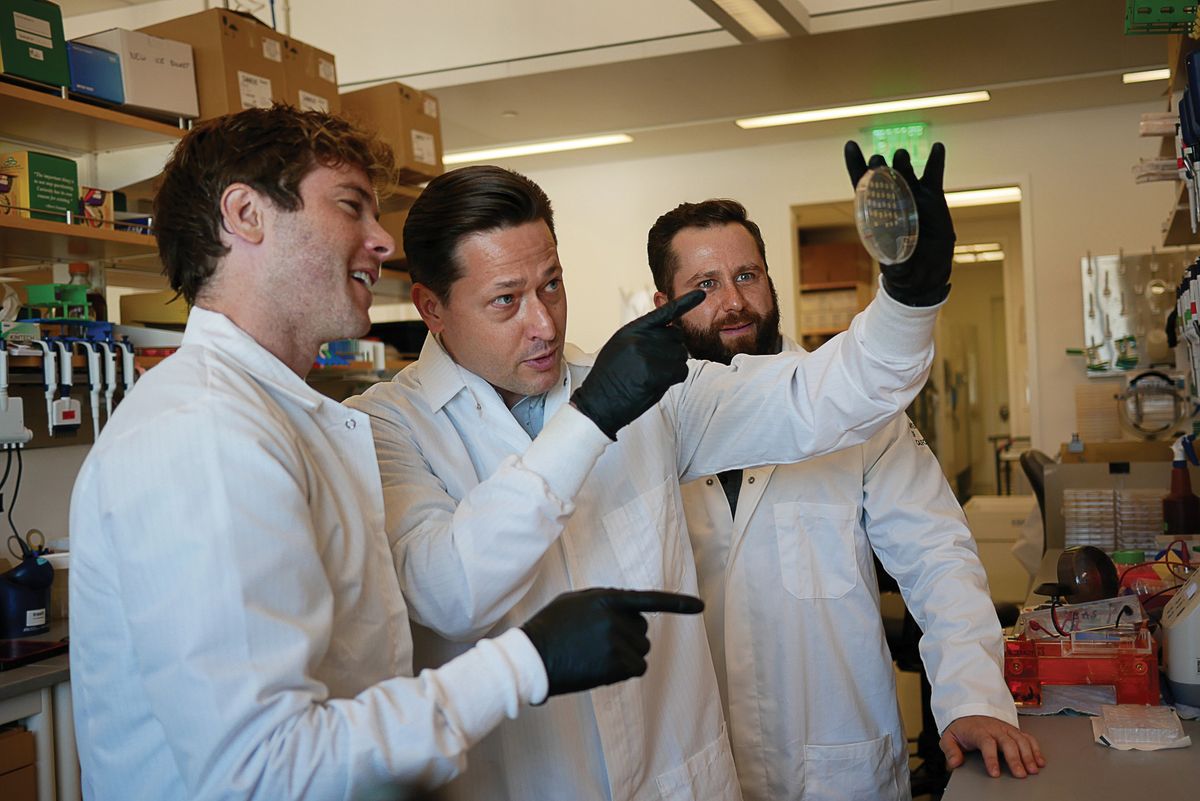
[67,40,123,104]
[79,186,114,229]
[0,0,69,88]
[799,241,873,286]
[378,206,408,262]
[283,37,338,114]
[340,82,443,184]
[0,150,79,222]
[139,9,286,121]
[0,765,36,801]
[0,729,35,776]
[74,29,197,119]
[120,289,189,327]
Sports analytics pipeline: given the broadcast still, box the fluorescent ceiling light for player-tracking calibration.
[712,0,788,40]
[443,134,633,165]
[736,91,991,129]
[1123,68,1170,84]
[954,250,1005,264]
[954,242,1002,254]
[945,186,1022,208]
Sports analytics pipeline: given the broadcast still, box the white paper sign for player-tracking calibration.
[262,37,282,62]
[238,71,274,109]
[318,58,336,83]
[298,90,329,113]
[412,130,436,165]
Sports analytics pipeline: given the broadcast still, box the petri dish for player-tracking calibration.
[854,166,918,265]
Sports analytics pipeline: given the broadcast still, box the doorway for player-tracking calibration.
[792,198,1028,501]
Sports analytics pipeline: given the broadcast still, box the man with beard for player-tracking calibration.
[647,152,1043,801]
[345,151,950,801]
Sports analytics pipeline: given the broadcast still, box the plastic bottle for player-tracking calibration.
[1163,434,1200,537]
[67,263,107,322]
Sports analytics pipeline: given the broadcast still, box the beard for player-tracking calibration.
[675,280,782,365]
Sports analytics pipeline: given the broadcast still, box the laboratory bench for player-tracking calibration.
[944,548,1199,798]
[942,714,1200,799]
[0,621,79,801]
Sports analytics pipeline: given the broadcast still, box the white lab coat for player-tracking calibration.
[681,339,1018,801]
[69,308,547,801]
[345,288,940,801]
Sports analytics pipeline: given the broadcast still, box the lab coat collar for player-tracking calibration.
[412,332,570,416]
[182,306,325,411]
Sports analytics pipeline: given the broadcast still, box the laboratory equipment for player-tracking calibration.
[0,555,53,638]
[0,344,31,447]
[1056,546,1119,602]
[52,339,80,435]
[1161,566,1200,706]
[853,166,917,265]
[1163,434,1200,536]
[1004,625,1160,708]
[1014,594,1145,640]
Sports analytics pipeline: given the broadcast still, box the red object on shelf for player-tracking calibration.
[1004,626,1160,707]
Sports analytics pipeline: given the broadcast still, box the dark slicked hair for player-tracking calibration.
[402,165,556,301]
[155,104,396,305]
[647,199,768,294]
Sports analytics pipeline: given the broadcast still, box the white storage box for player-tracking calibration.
[74,28,198,119]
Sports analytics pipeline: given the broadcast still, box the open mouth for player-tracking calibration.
[350,270,377,290]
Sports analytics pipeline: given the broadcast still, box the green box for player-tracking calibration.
[0,0,69,87]
[0,150,78,223]
[25,284,86,319]
[1125,2,1198,35]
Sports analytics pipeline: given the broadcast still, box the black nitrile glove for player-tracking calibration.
[571,290,707,439]
[521,587,704,697]
[844,141,956,307]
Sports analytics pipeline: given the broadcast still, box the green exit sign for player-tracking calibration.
[869,123,930,170]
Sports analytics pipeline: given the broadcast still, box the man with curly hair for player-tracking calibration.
[68,105,700,801]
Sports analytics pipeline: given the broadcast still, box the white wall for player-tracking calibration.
[517,100,1174,453]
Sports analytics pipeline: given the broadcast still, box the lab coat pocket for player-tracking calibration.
[656,724,741,801]
[602,476,685,592]
[774,501,858,600]
[801,734,901,801]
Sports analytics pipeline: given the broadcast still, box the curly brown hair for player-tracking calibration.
[154,104,396,304]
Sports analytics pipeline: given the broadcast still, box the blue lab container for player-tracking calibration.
[67,41,124,105]
[0,557,54,638]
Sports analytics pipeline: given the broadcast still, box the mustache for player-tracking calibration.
[715,312,758,329]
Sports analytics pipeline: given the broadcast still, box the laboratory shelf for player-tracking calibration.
[1162,183,1196,247]
[0,80,186,154]
[0,215,160,271]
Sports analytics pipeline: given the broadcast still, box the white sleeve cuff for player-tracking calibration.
[856,275,944,364]
[520,403,611,503]
[938,702,1021,734]
[495,628,549,706]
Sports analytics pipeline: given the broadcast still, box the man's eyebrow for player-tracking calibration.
[682,267,720,285]
[336,184,374,202]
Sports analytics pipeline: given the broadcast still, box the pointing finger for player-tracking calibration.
[639,289,706,327]
[600,589,705,615]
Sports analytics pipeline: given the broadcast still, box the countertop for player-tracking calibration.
[942,714,1200,798]
[0,620,70,701]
